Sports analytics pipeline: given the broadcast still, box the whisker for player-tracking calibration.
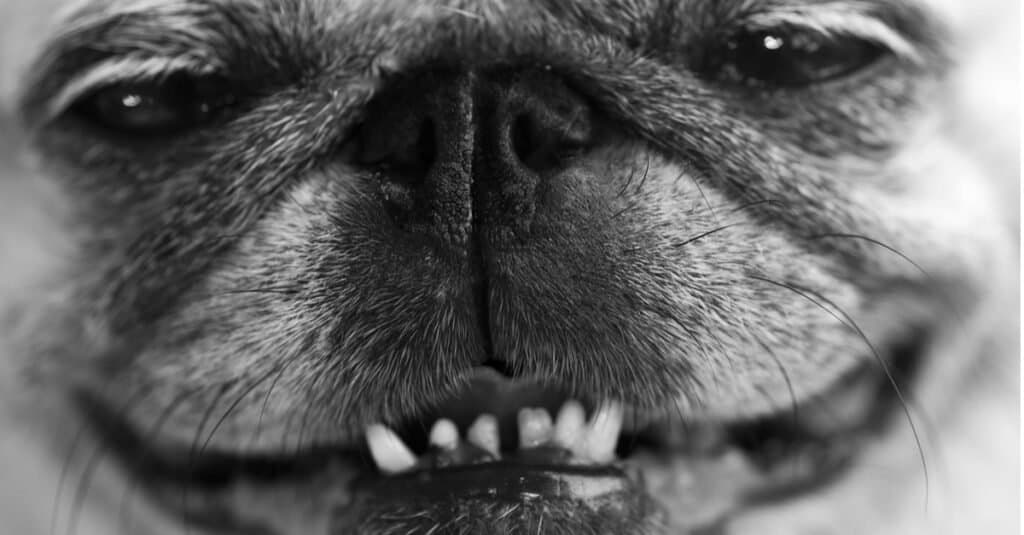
[250,362,291,452]
[54,385,156,535]
[199,287,301,298]
[290,397,317,458]
[182,383,232,534]
[689,173,720,225]
[118,387,202,535]
[610,157,652,220]
[723,197,791,216]
[199,366,281,458]
[671,223,742,250]
[49,423,89,535]
[746,273,931,507]
[755,338,800,428]
[64,442,107,535]
[805,232,967,327]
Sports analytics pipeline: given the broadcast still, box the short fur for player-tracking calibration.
[0,0,1018,534]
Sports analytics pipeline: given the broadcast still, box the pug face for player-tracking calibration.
[0,0,1018,534]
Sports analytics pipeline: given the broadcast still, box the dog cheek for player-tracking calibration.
[0,158,117,389]
[110,169,482,449]
[850,139,1015,304]
[486,149,869,417]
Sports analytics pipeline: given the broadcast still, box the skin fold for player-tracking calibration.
[0,0,1017,533]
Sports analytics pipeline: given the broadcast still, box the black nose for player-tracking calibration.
[354,69,596,245]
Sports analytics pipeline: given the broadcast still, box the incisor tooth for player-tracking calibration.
[518,408,553,448]
[429,418,459,450]
[584,402,623,463]
[554,400,586,449]
[365,424,417,474]
[467,414,500,456]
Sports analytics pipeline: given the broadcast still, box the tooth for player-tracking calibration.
[518,408,553,449]
[584,402,623,463]
[554,400,586,450]
[429,418,459,450]
[467,414,500,457]
[365,424,417,474]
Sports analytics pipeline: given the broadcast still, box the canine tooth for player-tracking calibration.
[554,400,586,449]
[518,408,553,448]
[467,414,500,456]
[584,402,623,463]
[365,424,417,474]
[429,418,459,450]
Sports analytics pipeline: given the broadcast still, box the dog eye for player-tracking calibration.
[700,27,888,88]
[70,73,234,136]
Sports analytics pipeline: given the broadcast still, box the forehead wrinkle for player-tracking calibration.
[34,0,244,76]
[48,0,530,69]
[300,0,505,25]
[46,0,935,56]
[54,0,229,42]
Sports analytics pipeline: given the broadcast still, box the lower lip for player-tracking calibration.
[343,461,654,533]
[351,461,636,505]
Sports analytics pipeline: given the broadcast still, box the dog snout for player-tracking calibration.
[354,68,597,244]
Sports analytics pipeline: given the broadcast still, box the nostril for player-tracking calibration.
[350,69,598,242]
[510,115,534,169]
[355,114,437,186]
[504,102,595,174]
[410,119,437,181]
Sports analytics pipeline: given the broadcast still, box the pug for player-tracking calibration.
[0,0,1018,534]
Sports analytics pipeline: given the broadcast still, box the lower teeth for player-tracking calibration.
[365,401,624,474]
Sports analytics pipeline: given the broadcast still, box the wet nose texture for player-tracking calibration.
[354,69,596,247]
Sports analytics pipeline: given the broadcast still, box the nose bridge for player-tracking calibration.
[355,70,477,245]
[420,71,477,246]
[472,72,542,239]
[353,67,595,248]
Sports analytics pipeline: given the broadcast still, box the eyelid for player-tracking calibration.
[43,55,222,122]
[742,9,922,64]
